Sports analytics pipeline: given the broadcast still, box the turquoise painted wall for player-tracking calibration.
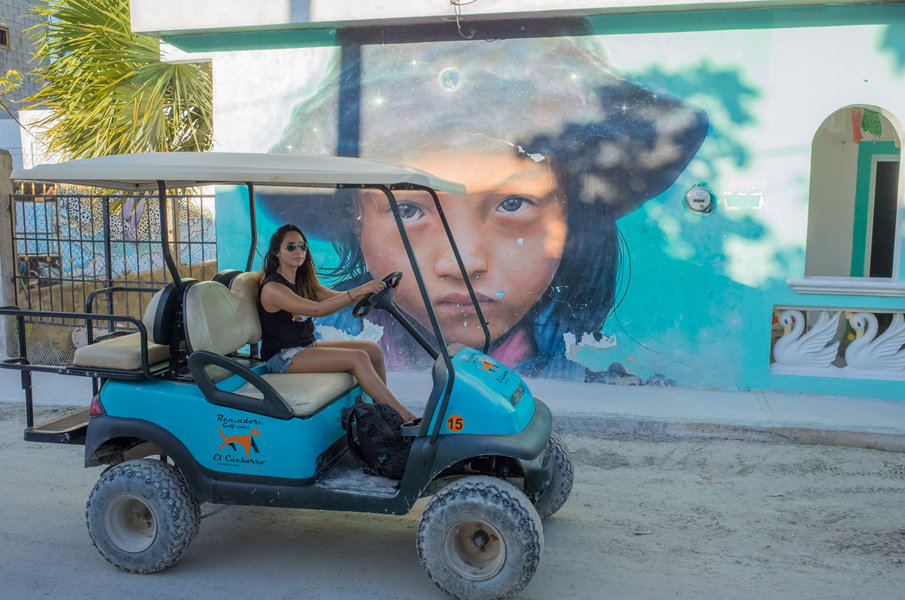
[197,3,905,400]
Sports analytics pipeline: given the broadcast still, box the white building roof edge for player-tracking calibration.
[130,0,901,37]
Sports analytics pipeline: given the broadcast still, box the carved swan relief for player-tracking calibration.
[772,310,841,368]
[843,312,905,372]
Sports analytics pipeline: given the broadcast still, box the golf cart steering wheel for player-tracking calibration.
[352,271,402,318]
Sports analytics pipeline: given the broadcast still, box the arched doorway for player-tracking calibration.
[805,106,902,279]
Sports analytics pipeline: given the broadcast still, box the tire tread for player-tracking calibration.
[417,476,543,600]
[534,432,574,519]
[86,458,200,573]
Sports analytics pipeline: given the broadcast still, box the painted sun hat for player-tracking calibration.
[274,19,708,218]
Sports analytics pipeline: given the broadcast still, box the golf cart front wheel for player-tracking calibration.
[417,476,543,600]
[86,458,200,573]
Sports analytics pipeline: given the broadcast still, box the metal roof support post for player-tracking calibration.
[157,180,181,287]
[245,182,257,272]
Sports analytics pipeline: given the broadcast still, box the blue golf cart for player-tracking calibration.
[2,152,572,600]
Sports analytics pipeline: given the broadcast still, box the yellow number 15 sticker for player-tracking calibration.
[446,414,465,432]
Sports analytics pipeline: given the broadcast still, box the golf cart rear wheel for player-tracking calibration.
[417,476,543,600]
[86,458,200,573]
[532,432,574,519]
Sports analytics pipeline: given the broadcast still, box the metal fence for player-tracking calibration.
[7,191,217,365]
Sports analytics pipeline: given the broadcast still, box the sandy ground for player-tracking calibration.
[1,403,903,600]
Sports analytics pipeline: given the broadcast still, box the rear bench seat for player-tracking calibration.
[184,273,357,418]
[72,286,174,372]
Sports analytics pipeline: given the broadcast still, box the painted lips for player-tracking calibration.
[434,292,492,314]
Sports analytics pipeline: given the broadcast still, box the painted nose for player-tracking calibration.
[434,234,488,280]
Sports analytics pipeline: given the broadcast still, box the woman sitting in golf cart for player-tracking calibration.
[258,224,417,422]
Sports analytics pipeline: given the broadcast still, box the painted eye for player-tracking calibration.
[398,203,424,220]
[498,196,529,213]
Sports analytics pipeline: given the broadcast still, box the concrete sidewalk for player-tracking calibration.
[391,372,905,451]
[2,367,904,451]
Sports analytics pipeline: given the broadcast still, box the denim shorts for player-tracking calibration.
[266,341,317,373]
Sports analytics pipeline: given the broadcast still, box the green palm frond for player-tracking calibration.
[24,0,212,160]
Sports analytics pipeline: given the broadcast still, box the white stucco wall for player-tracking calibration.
[0,119,21,169]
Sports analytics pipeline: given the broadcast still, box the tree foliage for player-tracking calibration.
[25,0,212,158]
[0,69,23,122]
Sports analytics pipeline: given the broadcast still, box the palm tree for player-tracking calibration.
[24,0,212,158]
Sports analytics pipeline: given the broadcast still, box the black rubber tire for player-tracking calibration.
[533,432,574,519]
[86,458,201,573]
[417,476,544,600]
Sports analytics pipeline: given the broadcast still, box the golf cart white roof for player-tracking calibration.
[12,152,467,194]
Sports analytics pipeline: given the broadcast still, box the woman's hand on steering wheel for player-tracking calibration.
[352,272,402,318]
[358,279,386,297]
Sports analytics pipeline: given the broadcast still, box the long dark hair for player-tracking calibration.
[262,224,324,299]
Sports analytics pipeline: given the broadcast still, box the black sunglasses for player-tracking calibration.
[285,241,308,252]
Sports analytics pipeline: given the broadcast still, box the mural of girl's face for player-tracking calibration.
[357,150,567,349]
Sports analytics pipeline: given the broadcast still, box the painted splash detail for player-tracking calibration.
[563,331,617,363]
[316,319,384,342]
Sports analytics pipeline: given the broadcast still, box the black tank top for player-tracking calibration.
[258,273,317,360]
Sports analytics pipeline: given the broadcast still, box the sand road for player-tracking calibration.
[1,404,903,600]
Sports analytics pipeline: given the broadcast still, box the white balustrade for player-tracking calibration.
[770,308,905,380]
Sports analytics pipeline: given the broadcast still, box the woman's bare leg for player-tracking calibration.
[316,340,387,383]
[286,346,415,421]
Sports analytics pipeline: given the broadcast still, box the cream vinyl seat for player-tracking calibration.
[183,272,357,417]
[72,287,172,371]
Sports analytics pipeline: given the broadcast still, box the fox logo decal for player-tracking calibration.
[219,426,260,457]
[477,358,500,373]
